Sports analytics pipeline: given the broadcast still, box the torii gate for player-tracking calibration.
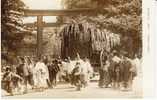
[24,8,107,58]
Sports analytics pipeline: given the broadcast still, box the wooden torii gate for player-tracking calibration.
[24,8,107,58]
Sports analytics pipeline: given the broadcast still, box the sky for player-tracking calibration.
[22,0,62,23]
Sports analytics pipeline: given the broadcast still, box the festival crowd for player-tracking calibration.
[1,51,141,96]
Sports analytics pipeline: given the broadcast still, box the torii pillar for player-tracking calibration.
[37,16,43,58]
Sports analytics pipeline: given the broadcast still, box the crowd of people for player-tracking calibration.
[1,51,141,96]
[1,53,94,95]
[98,51,141,91]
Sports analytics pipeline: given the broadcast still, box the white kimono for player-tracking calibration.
[34,62,48,88]
[81,61,93,83]
[67,61,75,74]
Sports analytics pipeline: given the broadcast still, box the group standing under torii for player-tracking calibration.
[1,53,94,95]
[1,51,140,96]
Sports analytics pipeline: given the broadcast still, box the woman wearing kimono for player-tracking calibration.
[99,59,111,88]
[82,58,93,87]
[34,58,48,91]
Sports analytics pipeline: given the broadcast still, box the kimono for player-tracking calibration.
[81,61,93,85]
[16,63,25,77]
[34,62,48,89]
[16,63,29,93]
[2,72,23,94]
[71,63,82,85]
[67,61,75,74]
[132,58,139,75]
[99,60,111,87]
[111,56,121,82]
[120,58,134,89]
[27,63,34,86]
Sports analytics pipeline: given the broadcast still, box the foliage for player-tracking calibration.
[61,0,142,57]
[1,0,30,64]
[60,23,120,50]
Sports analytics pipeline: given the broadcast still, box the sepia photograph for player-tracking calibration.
[1,0,149,99]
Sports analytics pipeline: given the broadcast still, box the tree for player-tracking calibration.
[61,0,142,57]
[1,0,30,64]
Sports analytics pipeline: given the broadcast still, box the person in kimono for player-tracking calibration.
[66,57,75,82]
[16,57,29,94]
[2,67,23,95]
[99,58,111,88]
[110,51,122,89]
[26,57,35,87]
[34,58,48,91]
[71,62,83,90]
[82,58,93,87]
[48,59,59,88]
[120,55,134,91]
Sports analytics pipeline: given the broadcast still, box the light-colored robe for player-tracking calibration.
[34,62,48,88]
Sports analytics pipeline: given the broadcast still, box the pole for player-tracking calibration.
[37,16,43,58]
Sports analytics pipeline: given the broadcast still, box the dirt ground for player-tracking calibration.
[2,74,142,99]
